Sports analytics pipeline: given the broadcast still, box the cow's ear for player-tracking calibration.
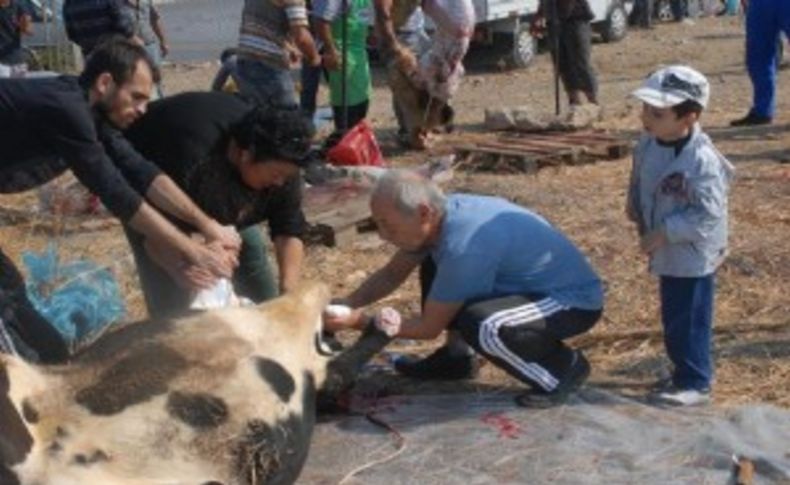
[0,354,35,469]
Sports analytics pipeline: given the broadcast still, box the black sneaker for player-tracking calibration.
[394,346,479,380]
[730,112,773,127]
[515,351,591,409]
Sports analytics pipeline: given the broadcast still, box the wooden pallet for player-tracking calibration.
[453,130,631,173]
[303,195,375,247]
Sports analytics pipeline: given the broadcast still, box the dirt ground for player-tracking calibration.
[1,16,788,407]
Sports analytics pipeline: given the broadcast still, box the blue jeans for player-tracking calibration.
[143,43,165,99]
[671,0,688,20]
[660,274,715,391]
[746,0,790,118]
[236,58,298,108]
[300,63,323,117]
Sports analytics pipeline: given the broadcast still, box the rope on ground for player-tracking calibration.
[337,411,407,485]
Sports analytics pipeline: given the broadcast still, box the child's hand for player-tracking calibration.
[640,228,668,254]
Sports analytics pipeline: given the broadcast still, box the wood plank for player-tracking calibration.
[304,195,373,247]
[493,136,588,152]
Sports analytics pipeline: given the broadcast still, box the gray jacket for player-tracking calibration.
[627,124,734,277]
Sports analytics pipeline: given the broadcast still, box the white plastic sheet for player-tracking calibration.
[302,390,790,484]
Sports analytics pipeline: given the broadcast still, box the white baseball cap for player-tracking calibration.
[632,65,710,109]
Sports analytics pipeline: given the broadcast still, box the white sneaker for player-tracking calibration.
[651,386,711,407]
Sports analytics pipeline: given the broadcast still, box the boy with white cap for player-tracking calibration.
[626,65,735,407]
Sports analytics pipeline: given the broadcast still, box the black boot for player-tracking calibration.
[730,111,772,127]
[514,350,590,408]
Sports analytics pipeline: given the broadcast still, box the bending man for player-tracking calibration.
[124,91,314,317]
[326,171,603,408]
[0,39,237,362]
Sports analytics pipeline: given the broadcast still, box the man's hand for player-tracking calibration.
[640,227,668,254]
[322,47,341,71]
[160,42,169,57]
[529,15,547,38]
[185,238,236,279]
[323,304,366,332]
[144,238,217,290]
[394,46,418,75]
[200,220,241,253]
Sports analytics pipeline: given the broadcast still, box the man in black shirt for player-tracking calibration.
[63,0,140,56]
[0,38,239,363]
[0,0,32,66]
[124,92,314,317]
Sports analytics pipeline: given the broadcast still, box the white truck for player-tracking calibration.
[471,0,633,68]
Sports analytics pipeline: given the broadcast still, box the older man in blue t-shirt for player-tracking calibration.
[326,170,604,408]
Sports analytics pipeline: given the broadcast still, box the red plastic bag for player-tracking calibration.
[326,120,386,167]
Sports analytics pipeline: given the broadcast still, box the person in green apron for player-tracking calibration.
[313,0,372,133]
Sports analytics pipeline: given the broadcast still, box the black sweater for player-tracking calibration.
[124,91,306,239]
[0,75,162,221]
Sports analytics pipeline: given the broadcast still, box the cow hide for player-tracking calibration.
[0,282,390,485]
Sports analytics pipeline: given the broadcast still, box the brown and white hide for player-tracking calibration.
[0,282,390,485]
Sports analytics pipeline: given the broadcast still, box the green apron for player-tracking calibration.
[328,0,372,107]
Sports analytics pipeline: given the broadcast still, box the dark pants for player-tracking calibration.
[550,19,598,101]
[0,249,69,363]
[300,63,323,118]
[124,225,278,318]
[746,0,790,118]
[235,58,299,109]
[420,259,601,391]
[634,0,654,27]
[660,274,715,391]
[671,0,689,19]
[331,100,369,133]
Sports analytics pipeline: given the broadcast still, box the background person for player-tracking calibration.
[0,0,32,70]
[235,0,321,108]
[125,0,169,97]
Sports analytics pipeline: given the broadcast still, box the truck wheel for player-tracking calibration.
[511,23,537,69]
[655,0,674,21]
[601,2,628,42]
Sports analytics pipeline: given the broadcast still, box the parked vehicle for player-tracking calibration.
[469,0,634,68]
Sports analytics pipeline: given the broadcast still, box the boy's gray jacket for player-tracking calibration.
[627,124,735,277]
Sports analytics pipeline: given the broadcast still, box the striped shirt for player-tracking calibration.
[238,0,308,69]
[63,0,135,55]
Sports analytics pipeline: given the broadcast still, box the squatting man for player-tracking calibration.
[325,170,604,408]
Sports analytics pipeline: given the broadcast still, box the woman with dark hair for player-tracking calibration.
[124,91,316,317]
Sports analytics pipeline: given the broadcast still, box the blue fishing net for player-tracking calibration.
[22,244,125,351]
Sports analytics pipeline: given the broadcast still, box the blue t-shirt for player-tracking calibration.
[428,194,604,310]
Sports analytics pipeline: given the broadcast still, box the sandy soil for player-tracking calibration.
[2,16,788,407]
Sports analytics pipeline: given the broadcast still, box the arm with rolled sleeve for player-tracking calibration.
[266,178,306,292]
[283,0,321,66]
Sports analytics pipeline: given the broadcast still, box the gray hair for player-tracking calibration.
[372,170,446,216]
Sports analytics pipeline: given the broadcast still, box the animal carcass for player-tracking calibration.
[0,282,389,485]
